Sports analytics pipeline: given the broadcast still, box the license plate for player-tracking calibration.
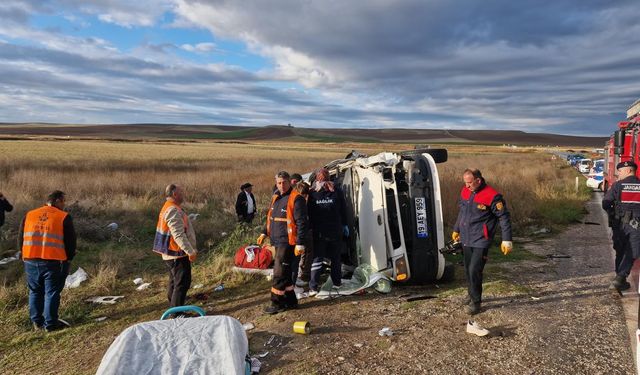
[415,197,428,238]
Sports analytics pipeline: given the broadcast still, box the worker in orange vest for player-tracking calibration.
[257,171,309,314]
[19,190,76,332]
[153,184,197,309]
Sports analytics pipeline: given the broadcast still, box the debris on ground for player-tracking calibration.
[0,253,19,266]
[531,296,541,301]
[243,322,255,331]
[546,254,572,259]
[133,278,143,285]
[136,282,151,291]
[378,327,393,337]
[532,227,551,234]
[265,335,275,347]
[232,266,273,281]
[106,222,118,231]
[293,321,310,334]
[192,284,203,289]
[317,264,391,299]
[249,357,261,373]
[188,213,200,221]
[86,296,125,305]
[214,283,224,292]
[95,317,108,322]
[354,343,364,348]
[65,267,88,289]
[256,352,269,358]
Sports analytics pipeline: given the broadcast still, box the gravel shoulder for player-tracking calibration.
[226,193,635,374]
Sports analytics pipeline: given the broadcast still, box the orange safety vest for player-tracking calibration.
[266,190,300,246]
[22,205,68,261]
[153,199,189,257]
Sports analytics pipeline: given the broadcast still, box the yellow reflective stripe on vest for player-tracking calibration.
[23,241,65,249]
[24,231,64,241]
[22,205,68,261]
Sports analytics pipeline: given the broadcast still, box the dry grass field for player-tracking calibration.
[0,140,591,374]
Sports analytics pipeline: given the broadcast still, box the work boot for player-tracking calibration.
[466,302,481,315]
[45,320,70,333]
[466,320,490,337]
[264,304,285,315]
[611,276,631,292]
[461,294,471,306]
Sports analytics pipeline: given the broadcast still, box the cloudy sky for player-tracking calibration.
[0,0,638,135]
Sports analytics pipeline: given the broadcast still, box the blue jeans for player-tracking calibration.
[24,260,69,328]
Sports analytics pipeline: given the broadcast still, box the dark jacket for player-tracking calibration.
[264,188,308,246]
[235,191,256,217]
[0,197,13,227]
[308,187,347,240]
[18,211,77,261]
[602,175,640,225]
[453,181,512,248]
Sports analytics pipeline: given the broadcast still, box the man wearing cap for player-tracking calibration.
[236,183,256,224]
[602,160,640,292]
[452,169,512,315]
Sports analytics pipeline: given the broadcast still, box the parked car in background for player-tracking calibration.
[567,154,585,166]
[577,158,592,174]
[586,159,604,190]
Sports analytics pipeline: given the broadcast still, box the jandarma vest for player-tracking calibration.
[266,190,300,246]
[153,200,189,257]
[22,205,68,261]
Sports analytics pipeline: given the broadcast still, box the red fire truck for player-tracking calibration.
[602,99,640,191]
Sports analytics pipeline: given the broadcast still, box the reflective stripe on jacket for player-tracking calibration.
[22,205,68,261]
[153,199,189,257]
[267,189,301,246]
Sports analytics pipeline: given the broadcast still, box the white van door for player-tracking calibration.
[355,166,389,271]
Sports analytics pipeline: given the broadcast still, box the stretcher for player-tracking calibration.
[96,306,250,375]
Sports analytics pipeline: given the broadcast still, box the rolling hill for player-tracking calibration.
[0,123,607,147]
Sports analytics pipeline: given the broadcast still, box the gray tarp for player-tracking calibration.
[96,315,248,375]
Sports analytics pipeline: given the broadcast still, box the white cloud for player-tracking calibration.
[1,0,639,134]
[59,0,174,27]
[180,42,216,53]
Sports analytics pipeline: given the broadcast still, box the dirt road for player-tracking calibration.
[225,193,635,374]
